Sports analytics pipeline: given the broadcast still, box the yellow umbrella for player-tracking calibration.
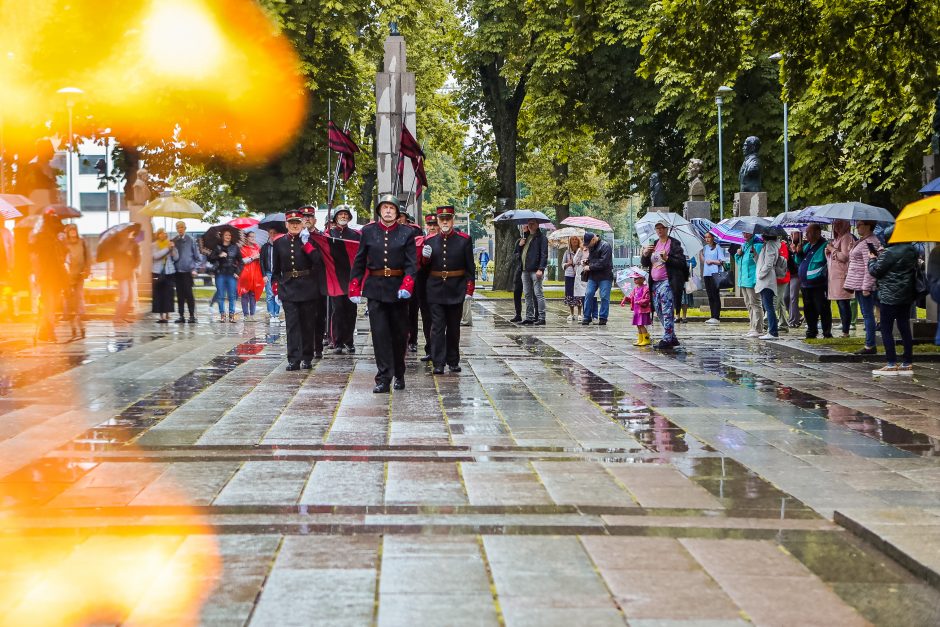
[140,196,204,220]
[889,196,940,243]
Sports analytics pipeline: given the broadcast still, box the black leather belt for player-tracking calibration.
[430,269,465,279]
[288,270,310,278]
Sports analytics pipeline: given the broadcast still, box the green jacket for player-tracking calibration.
[735,240,760,288]
[868,242,919,305]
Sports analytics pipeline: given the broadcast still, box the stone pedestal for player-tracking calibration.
[648,206,672,214]
[733,192,767,217]
[924,154,937,186]
[683,201,711,220]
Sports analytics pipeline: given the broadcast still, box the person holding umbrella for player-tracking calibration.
[151,228,179,324]
[208,228,242,322]
[515,218,548,325]
[237,230,265,321]
[641,219,688,349]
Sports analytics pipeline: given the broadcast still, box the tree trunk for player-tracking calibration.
[552,161,570,280]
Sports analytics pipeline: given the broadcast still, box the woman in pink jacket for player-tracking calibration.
[843,220,881,355]
[826,219,855,337]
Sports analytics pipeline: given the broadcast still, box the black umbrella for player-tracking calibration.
[258,212,288,233]
[46,204,82,218]
[202,224,241,250]
[97,223,142,262]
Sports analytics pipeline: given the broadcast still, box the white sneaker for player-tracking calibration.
[758,333,779,340]
[744,331,761,338]
[566,315,573,322]
[705,318,720,325]
[872,365,899,376]
[898,364,914,376]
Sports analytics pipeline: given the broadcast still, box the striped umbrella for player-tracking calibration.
[0,198,23,220]
[710,220,748,245]
[560,215,613,232]
[689,218,716,240]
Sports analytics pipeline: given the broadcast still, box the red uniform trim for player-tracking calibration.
[400,274,415,295]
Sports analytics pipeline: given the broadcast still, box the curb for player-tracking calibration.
[767,339,940,363]
[834,510,940,591]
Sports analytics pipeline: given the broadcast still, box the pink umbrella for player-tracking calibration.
[560,216,612,232]
[539,223,556,231]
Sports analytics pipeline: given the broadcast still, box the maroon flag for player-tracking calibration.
[311,232,360,296]
[399,126,424,159]
[397,126,428,196]
[328,121,360,183]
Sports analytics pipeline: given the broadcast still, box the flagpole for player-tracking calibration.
[327,99,332,205]
[328,116,353,209]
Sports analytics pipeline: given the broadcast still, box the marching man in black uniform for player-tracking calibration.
[272,209,325,370]
[328,205,361,354]
[422,205,475,374]
[348,194,418,393]
[418,212,439,362]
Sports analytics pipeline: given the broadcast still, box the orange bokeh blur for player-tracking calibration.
[0,0,307,161]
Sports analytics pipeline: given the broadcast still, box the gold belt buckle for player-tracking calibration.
[383,268,391,277]
[440,270,449,279]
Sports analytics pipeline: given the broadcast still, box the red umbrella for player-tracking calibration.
[228,217,260,229]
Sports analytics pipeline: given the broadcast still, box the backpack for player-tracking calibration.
[774,250,788,278]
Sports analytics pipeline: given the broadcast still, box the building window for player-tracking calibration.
[80,192,108,212]
[79,155,106,175]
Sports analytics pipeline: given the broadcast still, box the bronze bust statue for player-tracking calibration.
[687,158,706,201]
[739,136,762,193]
[649,172,667,207]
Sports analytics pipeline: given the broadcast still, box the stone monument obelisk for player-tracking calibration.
[376,23,421,222]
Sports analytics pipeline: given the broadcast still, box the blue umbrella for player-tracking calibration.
[919,177,940,196]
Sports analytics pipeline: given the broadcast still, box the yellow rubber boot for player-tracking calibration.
[633,333,642,346]
[638,332,652,347]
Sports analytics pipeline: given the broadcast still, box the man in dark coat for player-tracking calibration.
[273,209,325,370]
[418,212,439,362]
[349,194,418,393]
[514,218,548,325]
[327,205,361,354]
[299,205,328,345]
[580,232,614,325]
[422,206,475,374]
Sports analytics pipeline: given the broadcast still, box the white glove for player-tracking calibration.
[398,290,411,300]
[422,244,432,258]
[349,296,361,305]
[466,292,474,299]
[300,230,309,244]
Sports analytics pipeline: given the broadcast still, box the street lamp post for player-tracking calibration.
[715,85,733,221]
[626,159,635,261]
[57,87,83,210]
[769,53,789,212]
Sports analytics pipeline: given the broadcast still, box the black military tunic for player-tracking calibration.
[349,221,417,385]
[272,233,324,365]
[424,229,475,370]
[327,224,361,351]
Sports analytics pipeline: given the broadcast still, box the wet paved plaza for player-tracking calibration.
[2,299,940,625]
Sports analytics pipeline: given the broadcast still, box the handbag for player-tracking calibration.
[580,267,590,283]
[713,270,733,290]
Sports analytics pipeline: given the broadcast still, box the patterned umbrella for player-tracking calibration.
[547,226,586,249]
[710,220,748,245]
[560,215,613,232]
[0,198,23,220]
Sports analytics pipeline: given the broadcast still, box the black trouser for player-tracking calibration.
[408,295,420,346]
[330,295,357,348]
[430,302,463,368]
[835,299,852,335]
[325,297,333,344]
[368,299,408,384]
[513,272,524,317]
[703,275,722,320]
[801,286,832,338]
[282,299,319,363]
[419,294,433,355]
[175,271,195,318]
[313,297,326,347]
[880,302,914,365]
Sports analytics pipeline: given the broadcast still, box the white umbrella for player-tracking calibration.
[547,226,586,249]
[140,196,204,219]
[635,212,703,258]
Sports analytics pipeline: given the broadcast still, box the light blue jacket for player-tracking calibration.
[735,240,761,288]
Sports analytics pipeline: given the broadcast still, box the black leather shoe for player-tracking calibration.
[174,317,186,324]
[346,345,356,354]
[393,377,406,390]
[580,319,591,325]
[599,319,607,326]
[432,366,445,375]
[286,362,301,371]
[653,340,674,350]
[520,319,535,325]
[509,316,522,323]
[301,361,313,369]
[314,352,323,359]
[187,317,197,323]
[373,382,390,393]
[334,347,346,355]
[449,365,462,373]
[408,344,418,353]
[534,319,545,326]
[420,354,433,362]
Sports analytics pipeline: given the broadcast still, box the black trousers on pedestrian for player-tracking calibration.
[419,296,433,355]
[368,299,408,384]
[407,296,420,346]
[513,273,524,317]
[430,302,463,368]
[330,295,357,348]
[801,286,832,338]
[282,299,320,363]
[703,275,722,320]
[175,272,195,318]
[880,302,914,365]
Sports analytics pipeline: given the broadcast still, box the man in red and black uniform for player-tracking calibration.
[417,212,439,362]
[349,194,417,393]
[298,204,328,347]
[421,205,475,374]
[273,209,325,370]
[328,205,361,354]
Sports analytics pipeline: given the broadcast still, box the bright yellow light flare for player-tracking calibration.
[144,1,225,79]
[0,0,307,162]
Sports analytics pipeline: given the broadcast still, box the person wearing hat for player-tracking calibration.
[297,204,328,346]
[300,205,320,236]
[349,193,418,393]
[417,212,440,362]
[272,209,326,370]
[422,205,475,374]
[328,205,361,354]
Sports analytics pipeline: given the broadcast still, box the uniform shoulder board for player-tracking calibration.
[425,232,440,241]
[455,231,470,239]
